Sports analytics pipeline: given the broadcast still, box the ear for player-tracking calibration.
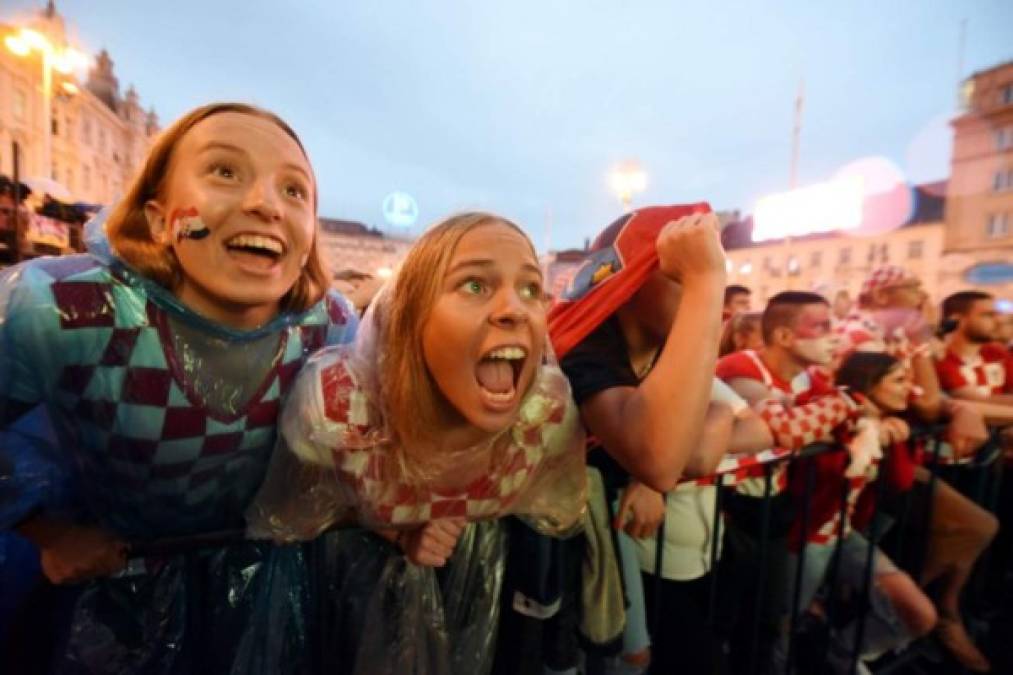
[772,326,794,348]
[144,199,169,245]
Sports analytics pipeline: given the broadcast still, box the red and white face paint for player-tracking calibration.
[170,206,210,243]
[790,304,837,366]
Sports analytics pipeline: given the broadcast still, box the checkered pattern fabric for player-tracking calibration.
[810,460,880,545]
[755,393,856,452]
[680,447,794,490]
[833,309,924,366]
[288,350,579,528]
[0,254,355,537]
[937,344,1012,398]
[860,265,914,298]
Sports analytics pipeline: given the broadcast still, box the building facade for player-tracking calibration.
[317,218,413,279]
[0,3,158,205]
[941,60,1013,301]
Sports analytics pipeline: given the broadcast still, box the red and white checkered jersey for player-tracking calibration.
[936,343,1013,397]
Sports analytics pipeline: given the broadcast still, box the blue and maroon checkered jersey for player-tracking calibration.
[0,252,357,539]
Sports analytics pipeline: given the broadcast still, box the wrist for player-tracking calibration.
[679,273,725,297]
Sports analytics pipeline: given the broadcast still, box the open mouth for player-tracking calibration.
[474,345,528,409]
[224,233,285,270]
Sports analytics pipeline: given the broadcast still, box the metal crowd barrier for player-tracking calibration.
[644,422,1008,675]
[11,421,1004,675]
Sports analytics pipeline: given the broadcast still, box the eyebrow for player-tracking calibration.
[199,141,313,182]
[447,258,543,278]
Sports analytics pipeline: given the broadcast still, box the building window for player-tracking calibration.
[810,250,822,267]
[839,247,851,265]
[82,118,92,145]
[83,164,91,190]
[98,129,106,153]
[64,116,73,142]
[879,244,889,262]
[66,168,74,191]
[787,256,801,275]
[1003,84,1013,105]
[13,89,27,120]
[51,163,58,181]
[51,116,59,136]
[986,213,1009,239]
[995,171,1008,192]
[907,240,924,260]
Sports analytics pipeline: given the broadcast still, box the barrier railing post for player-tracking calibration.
[819,465,851,670]
[708,474,726,628]
[849,465,886,674]
[748,463,775,675]
[786,452,817,674]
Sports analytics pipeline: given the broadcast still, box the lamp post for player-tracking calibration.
[4,27,88,182]
[609,161,647,212]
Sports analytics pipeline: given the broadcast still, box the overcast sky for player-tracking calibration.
[4,0,1012,250]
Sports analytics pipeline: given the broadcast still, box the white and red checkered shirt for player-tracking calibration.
[281,347,586,531]
[936,343,1013,398]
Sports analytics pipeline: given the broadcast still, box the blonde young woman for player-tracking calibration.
[248,212,586,674]
[0,102,356,673]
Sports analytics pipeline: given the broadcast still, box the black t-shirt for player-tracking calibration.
[559,316,640,500]
[559,316,639,405]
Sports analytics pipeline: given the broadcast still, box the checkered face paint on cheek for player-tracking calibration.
[170,207,210,243]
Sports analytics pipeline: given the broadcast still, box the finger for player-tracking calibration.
[424,525,462,549]
[419,540,454,562]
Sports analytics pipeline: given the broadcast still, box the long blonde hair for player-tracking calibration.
[106,102,330,313]
[377,211,534,447]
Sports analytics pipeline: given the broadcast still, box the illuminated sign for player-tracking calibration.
[382,191,419,228]
[752,175,864,242]
[965,262,1013,286]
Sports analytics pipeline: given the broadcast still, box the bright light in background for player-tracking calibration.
[752,174,864,242]
[609,161,647,211]
[4,34,29,56]
[376,266,394,279]
[835,156,913,237]
[739,262,752,275]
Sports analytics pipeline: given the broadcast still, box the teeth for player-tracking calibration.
[486,347,527,361]
[483,389,515,402]
[226,234,283,254]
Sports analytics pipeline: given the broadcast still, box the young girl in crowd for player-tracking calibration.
[0,102,357,673]
[247,212,586,674]
[781,352,937,672]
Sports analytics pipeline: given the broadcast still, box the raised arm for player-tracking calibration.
[580,214,726,492]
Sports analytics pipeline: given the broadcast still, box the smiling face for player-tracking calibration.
[420,222,546,435]
[144,112,316,328]
[869,363,912,414]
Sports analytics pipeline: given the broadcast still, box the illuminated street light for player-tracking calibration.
[4,26,89,184]
[609,161,647,212]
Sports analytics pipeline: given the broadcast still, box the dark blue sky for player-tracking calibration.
[5,1,1012,249]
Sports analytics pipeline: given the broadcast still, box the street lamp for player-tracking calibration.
[4,27,89,183]
[609,161,647,212]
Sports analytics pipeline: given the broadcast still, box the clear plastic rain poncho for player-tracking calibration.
[247,284,587,675]
[0,212,357,674]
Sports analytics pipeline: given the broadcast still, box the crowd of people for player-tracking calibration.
[0,102,1011,675]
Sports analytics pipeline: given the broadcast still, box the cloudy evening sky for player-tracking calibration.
[4,0,1012,249]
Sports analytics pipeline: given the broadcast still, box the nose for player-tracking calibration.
[489,288,529,329]
[243,177,283,222]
